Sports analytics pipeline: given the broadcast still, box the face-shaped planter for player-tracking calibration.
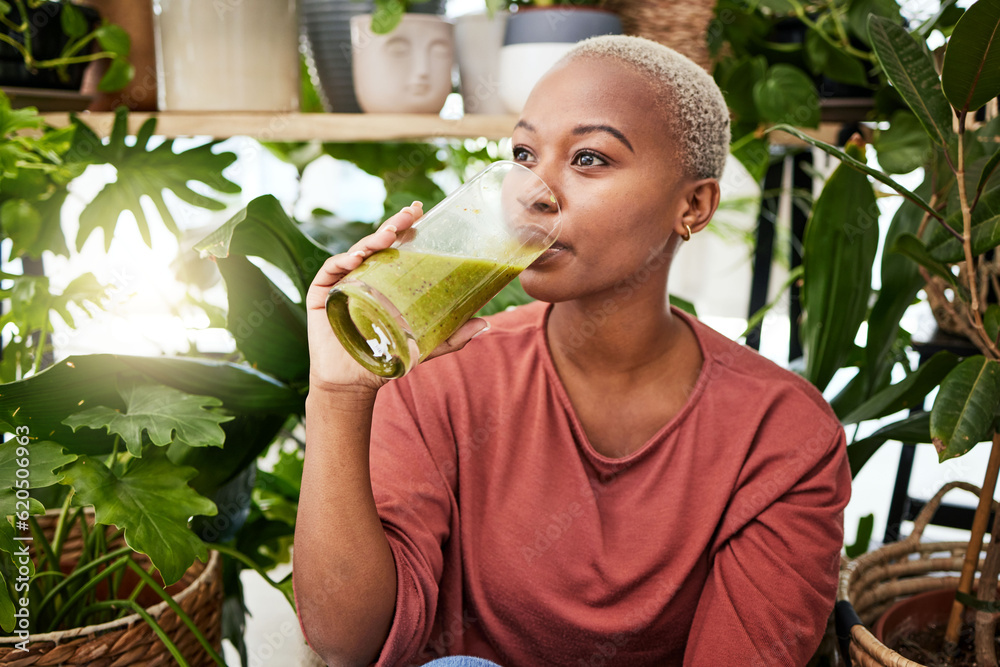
[350,14,454,114]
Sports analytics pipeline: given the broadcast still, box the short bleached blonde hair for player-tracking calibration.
[558,35,731,181]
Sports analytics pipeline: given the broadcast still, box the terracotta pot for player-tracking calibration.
[78,0,157,111]
[350,14,453,114]
[873,587,959,646]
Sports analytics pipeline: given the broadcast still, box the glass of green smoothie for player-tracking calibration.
[325,160,561,378]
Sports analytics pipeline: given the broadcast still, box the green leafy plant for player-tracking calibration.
[0,0,133,92]
[709,0,967,182]
[0,94,238,382]
[771,0,1000,659]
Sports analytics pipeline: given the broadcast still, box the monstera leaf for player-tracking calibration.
[61,453,217,584]
[63,382,233,457]
[67,108,241,251]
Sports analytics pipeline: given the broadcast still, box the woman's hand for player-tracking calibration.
[305,201,490,396]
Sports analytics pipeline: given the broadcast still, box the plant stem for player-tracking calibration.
[124,559,226,666]
[975,505,1000,667]
[954,113,1000,358]
[0,33,30,60]
[32,51,118,69]
[35,546,131,617]
[944,436,1000,652]
[46,555,129,632]
[50,491,75,564]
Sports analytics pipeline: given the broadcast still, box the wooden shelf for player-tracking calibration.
[38,112,521,142]
[37,111,853,147]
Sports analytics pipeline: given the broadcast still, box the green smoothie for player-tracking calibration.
[326,248,529,377]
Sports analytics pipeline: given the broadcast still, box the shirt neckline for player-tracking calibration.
[535,301,715,466]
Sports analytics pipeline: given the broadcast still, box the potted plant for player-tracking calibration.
[300,0,445,113]
[750,0,1000,661]
[0,97,303,662]
[497,0,621,114]
[0,0,132,109]
[349,0,454,114]
[705,0,959,182]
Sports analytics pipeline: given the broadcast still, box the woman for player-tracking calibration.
[294,35,851,667]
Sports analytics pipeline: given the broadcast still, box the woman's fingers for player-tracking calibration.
[425,318,490,361]
[347,201,423,259]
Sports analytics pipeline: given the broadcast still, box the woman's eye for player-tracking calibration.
[513,147,533,162]
[574,152,606,167]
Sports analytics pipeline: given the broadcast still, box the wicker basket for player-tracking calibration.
[837,481,996,666]
[0,511,223,666]
[602,0,716,71]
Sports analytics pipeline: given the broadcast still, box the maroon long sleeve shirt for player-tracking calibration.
[337,301,849,666]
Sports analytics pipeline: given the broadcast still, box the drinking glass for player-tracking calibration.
[326,160,561,378]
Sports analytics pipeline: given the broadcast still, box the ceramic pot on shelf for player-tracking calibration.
[455,11,508,115]
[350,13,453,114]
[301,0,445,113]
[152,0,300,112]
[498,7,621,114]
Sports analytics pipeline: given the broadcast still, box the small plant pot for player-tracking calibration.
[455,11,508,115]
[350,14,454,114]
[837,482,997,666]
[152,0,300,111]
[498,7,621,114]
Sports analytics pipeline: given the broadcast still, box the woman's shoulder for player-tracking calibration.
[682,311,839,424]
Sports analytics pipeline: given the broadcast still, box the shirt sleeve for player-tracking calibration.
[367,378,457,667]
[682,419,851,667]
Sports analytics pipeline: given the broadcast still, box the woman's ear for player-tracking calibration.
[673,179,721,239]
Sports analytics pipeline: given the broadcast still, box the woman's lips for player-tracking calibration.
[529,242,569,267]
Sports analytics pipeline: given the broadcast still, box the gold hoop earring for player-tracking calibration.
[681,224,692,242]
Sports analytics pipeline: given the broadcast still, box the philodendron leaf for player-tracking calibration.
[61,454,217,584]
[194,195,331,300]
[941,0,1000,114]
[873,111,934,174]
[68,109,240,251]
[930,355,1000,461]
[62,382,233,457]
[0,440,77,519]
[753,64,820,127]
[371,0,405,34]
[800,137,879,392]
[868,15,955,148]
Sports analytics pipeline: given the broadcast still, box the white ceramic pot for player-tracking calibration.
[499,42,575,114]
[455,11,508,115]
[350,14,454,114]
[498,7,621,114]
[152,0,299,112]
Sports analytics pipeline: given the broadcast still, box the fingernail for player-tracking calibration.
[351,250,365,258]
[469,321,491,340]
[402,206,414,216]
[384,224,397,233]
[411,200,422,208]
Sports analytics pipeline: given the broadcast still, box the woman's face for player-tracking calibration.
[513,56,691,304]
